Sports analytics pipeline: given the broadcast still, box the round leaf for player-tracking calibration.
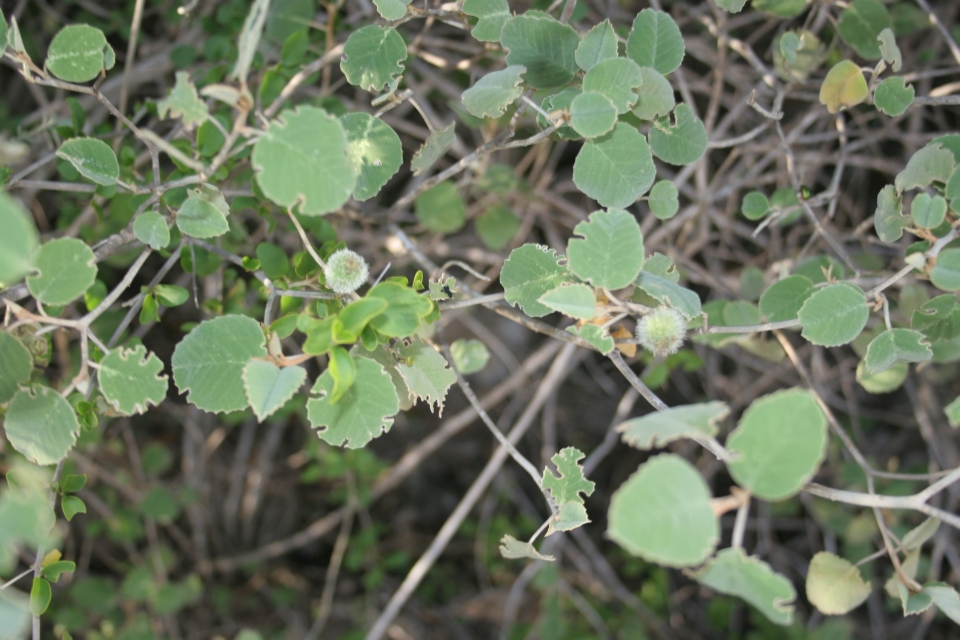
[874,76,914,117]
[798,283,869,346]
[500,244,571,318]
[0,332,32,404]
[45,24,114,83]
[475,205,520,251]
[56,138,119,186]
[5,386,80,466]
[931,248,960,292]
[414,181,466,234]
[726,388,827,501]
[26,238,97,305]
[648,180,679,220]
[340,25,406,92]
[608,454,719,567]
[133,212,170,250]
[573,123,656,209]
[741,191,771,221]
[450,339,490,374]
[99,345,169,415]
[500,14,579,88]
[648,104,708,166]
[758,275,816,322]
[566,209,644,289]
[569,91,618,139]
[461,65,526,119]
[243,360,307,422]
[176,193,229,239]
[372,0,411,21]
[806,552,871,615]
[819,60,868,114]
[581,57,644,114]
[575,19,617,71]
[910,193,947,229]
[0,191,39,285]
[837,0,891,60]
[340,113,402,201]
[632,67,675,121]
[626,9,685,75]
[857,359,908,394]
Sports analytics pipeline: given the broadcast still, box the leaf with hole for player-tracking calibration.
[410,122,456,176]
[895,144,955,193]
[5,386,80,466]
[626,9,684,75]
[56,138,119,186]
[395,337,457,414]
[566,209,644,289]
[461,66,526,119]
[806,552,871,615]
[819,60,868,114]
[501,244,572,318]
[648,104,708,166]
[341,25,406,92]
[726,388,827,500]
[582,57,644,115]
[693,549,796,626]
[99,346,168,416]
[798,283,869,346]
[0,192,38,285]
[575,19,617,71]
[45,24,115,82]
[340,113,402,201]
[541,447,594,535]
[500,14,579,88]
[759,275,816,322]
[26,238,97,305]
[573,124,656,209]
[538,284,597,320]
[617,401,728,450]
[462,0,510,42]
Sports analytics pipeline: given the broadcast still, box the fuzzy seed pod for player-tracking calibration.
[324,249,369,294]
[636,307,687,358]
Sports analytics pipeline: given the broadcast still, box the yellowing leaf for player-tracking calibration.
[819,60,868,114]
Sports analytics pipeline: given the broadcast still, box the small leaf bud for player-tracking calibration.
[636,306,686,358]
[323,249,369,294]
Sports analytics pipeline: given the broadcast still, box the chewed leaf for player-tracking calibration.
[617,401,728,450]
[5,386,80,466]
[340,113,402,201]
[340,25,407,92]
[566,209,644,289]
[895,143,956,193]
[99,346,168,416]
[541,447,595,506]
[462,0,510,43]
[395,337,457,414]
[243,360,307,422]
[499,534,555,562]
[863,329,932,373]
[373,0,411,21]
[874,184,908,243]
[157,72,208,131]
[500,244,571,318]
[692,549,797,626]
[581,57,644,115]
[875,77,914,117]
[461,66,526,119]
[548,501,590,536]
[648,104,708,166]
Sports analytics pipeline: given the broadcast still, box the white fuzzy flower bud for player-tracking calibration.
[636,307,687,358]
[323,249,369,294]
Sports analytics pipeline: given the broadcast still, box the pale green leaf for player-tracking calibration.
[133,212,170,250]
[902,517,940,551]
[898,581,933,616]
[252,106,356,215]
[157,71,208,130]
[877,28,902,71]
[475,205,520,251]
[857,359,908,394]
[360,344,413,411]
[774,29,824,82]
[541,447,594,535]
[931,249,960,292]
[499,534,555,561]
[837,0,891,60]
[726,388,827,501]
[395,336,457,413]
[895,144,955,193]
[608,454,719,566]
[569,91,618,139]
[537,284,596,320]
[693,548,796,626]
[501,244,571,317]
[56,137,119,186]
[500,14,579,88]
[340,113,402,201]
[450,339,490,374]
[798,283,869,346]
[648,104,708,166]
[414,181,466,234]
[780,32,800,63]
[626,9,685,75]
[885,548,921,599]
[806,552,871,615]
[572,123,656,208]
[617,401,728,450]
[242,360,306,422]
[176,185,230,239]
[874,184,908,242]
[538,87,582,139]
[742,191,771,220]
[566,324,614,354]
[340,26,406,92]
[0,590,30,640]
[635,272,702,319]
[461,65,526,119]
[232,0,269,83]
[582,57,644,114]
[924,583,960,624]
[0,191,39,285]
[462,0,510,42]
[566,209,644,289]
[715,0,748,12]
[863,328,932,373]
[648,180,679,220]
[45,24,114,83]
[99,346,168,416]
[307,355,400,448]
[366,282,434,337]
[759,275,816,322]
[373,0,411,21]
[911,295,960,343]
[548,500,590,535]
[946,396,960,427]
[753,0,808,18]
[5,386,80,466]
[0,9,6,51]
[819,60,868,114]
[26,238,97,305]
[739,268,766,302]
[0,333,31,404]
[575,19,617,71]
[911,193,947,229]
[410,122,456,176]
[875,76,914,117]
[171,315,267,414]
[641,252,679,283]
[632,67,675,121]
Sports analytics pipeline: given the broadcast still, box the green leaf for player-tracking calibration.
[863,329,932,373]
[575,19,618,71]
[0,192,39,285]
[537,284,596,320]
[902,517,941,551]
[573,123,656,209]
[5,385,80,466]
[26,237,97,305]
[232,0,269,83]
[857,359,908,394]
[340,113,403,201]
[635,272,702,319]
[693,549,797,626]
[0,332,32,404]
[243,360,306,422]
[358,344,412,411]
[874,184,908,242]
[255,243,289,280]
[931,248,960,292]
[133,212,170,250]
[566,324,615,354]
[500,14,579,89]
[366,282,434,337]
[42,560,76,583]
[925,583,960,624]
[632,67,675,121]
[501,244,571,318]
[341,25,407,92]
[171,315,267,413]
[60,494,86,522]
[541,447,594,534]
[333,298,388,343]
[0,590,30,639]
[642,253,679,282]
[373,0,411,20]
[910,192,946,229]
[608,454,719,567]
[60,474,87,494]
[798,283,869,346]
[806,552,871,615]
[715,0,748,12]
[157,71,208,131]
[395,337,457,413]
[759,275,816,322]
[819,60,868,114]
[307,355,400,448]
[569,91,618,139]
[617,401,728,450]
[549,500,590,535]
[895,144,955,193]
[753,0,808,18]
[875,76,914,117]
[499,534,555,561]
[566,209,644,289]
[414,181,466,234]
[877,28,902,71]
[462,65,526,119]
[462,0,510,43]
[30,577,51,616]
[726,388,827,501]
[946,396,960,427]
[649,104,707,166]
[648,180,679,220]
[45,24,114,83]
[911,295,960,342]
[837,0,891,60]
[476,205,520,251]
[56,138,119,186]
[410,122,456,176]
[450,339,490,374]
[581,58,644,115]
[254,107,355,216]
[741,191,771,221]
[538,87,582,139]
[0,9,6,51]
[99,345,168,415]
[780,32,800,64]
[626,9,685,75]
[176,185,230,239]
